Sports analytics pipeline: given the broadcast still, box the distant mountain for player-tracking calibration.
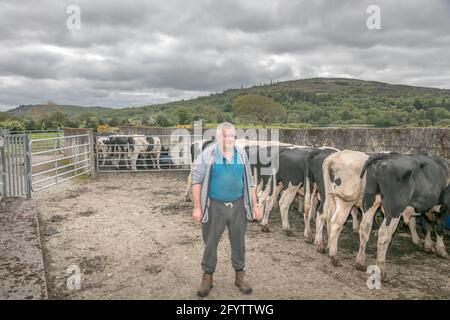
[5,78,450,127]
[131,77,450,127]
[6,104,115,121]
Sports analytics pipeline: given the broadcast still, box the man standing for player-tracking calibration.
[192,122,261,297]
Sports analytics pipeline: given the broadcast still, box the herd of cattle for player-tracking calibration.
[94,134,450,282]
[96,135,171,170]
[184,137,450,282]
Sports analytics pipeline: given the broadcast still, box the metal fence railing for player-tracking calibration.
[0,134,31,198]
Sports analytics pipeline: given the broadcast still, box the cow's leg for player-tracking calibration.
[408,217,422,247]
[122,146,131,169]
[355,195,381,271]
[304,192,318,243]
[117,146,123,169]
[257,176,271,215]
[273,196,280,209]
[256,180,264,198]
[421,216,435,254]
[121,147,127,169]
[278,183,300,236]
[424,230,434,253]
[401,208,423,248]
[350,207,359,233]
[314,204,328,254]
[98,150,102,166]
[184,170,193,202]
[254,167,260,194]
[112,146,119,169]
[149,153,156,169]
[258,187,271,218]
[376,216,401,282]
[260,182,283,232]
[101,148,107,166]
[435,213,448,258]
[131,152,139,171]
[298,193,304,214]
[155,149,161,169]
[325,195,336,243]
[328,200,354,267]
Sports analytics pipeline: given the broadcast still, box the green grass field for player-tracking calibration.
[29,132,59,140]
[29,132,64,153]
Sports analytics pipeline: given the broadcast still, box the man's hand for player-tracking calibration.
[193,207,202,223]
[192,184,202,223]
[252,204,261,221]
[250,187,261,221]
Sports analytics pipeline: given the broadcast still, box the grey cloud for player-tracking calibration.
[0,0,449,110]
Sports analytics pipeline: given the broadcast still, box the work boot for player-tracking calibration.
[197,273,213,297]
[235,270,252,294]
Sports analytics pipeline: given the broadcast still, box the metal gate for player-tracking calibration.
[0,134,31,198]
[30,133,92,192]
[0,131,93,198]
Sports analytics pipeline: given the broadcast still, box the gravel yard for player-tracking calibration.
[33,171,450,299]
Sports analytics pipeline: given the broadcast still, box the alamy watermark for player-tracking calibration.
[66,264,81,290]
[366,265,381,290]
[66,5,81,30]
[366,5,382,30]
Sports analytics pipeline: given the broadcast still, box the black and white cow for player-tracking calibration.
[144,136,162,169]
[323,150,428,268]
[260,146,342,237]
[260,146,313,236]
[108,135,132,169]
[184,136,216,201]
[356,152,449,281]
[303,147,344,249]
[243,143,293,217]
[241,141,292,190]
[96,136,111,166]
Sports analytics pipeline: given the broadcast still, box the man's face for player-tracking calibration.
[220,128,235,151]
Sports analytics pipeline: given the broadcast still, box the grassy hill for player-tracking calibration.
[124,78,450,127]
[7,104,115,121]
[4,78,450,128]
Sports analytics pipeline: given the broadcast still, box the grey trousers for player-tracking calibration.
[201,196,247,274]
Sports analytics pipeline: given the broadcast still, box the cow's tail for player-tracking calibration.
[321,156,333,227]
[269,168,278,206]
[360,153,391,179]
[304,149,320,215]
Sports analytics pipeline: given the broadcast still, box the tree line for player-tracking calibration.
[1,93,450,131]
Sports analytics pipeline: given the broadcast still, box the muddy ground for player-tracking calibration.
[34,171,450,299]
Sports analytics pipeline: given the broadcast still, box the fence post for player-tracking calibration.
[24,134,32,198]
[56,127,61,152]
[0,136,6,196]
[89,129,96,178]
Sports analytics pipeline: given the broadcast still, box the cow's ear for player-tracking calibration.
[402,169,412,180]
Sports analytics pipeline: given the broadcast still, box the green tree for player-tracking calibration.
[174,107,191,125]
[0,112,10,121]
[156,114,171,127]
[78,112,99,129]
[45,112,69,128]
[108,116,120,127]
[232,94,287,127]
[0,119,25,131]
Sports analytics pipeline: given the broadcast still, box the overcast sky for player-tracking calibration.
[1,0,450,111]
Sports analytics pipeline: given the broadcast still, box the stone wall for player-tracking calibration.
[116,126,450,163]
[278,128,450,163]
